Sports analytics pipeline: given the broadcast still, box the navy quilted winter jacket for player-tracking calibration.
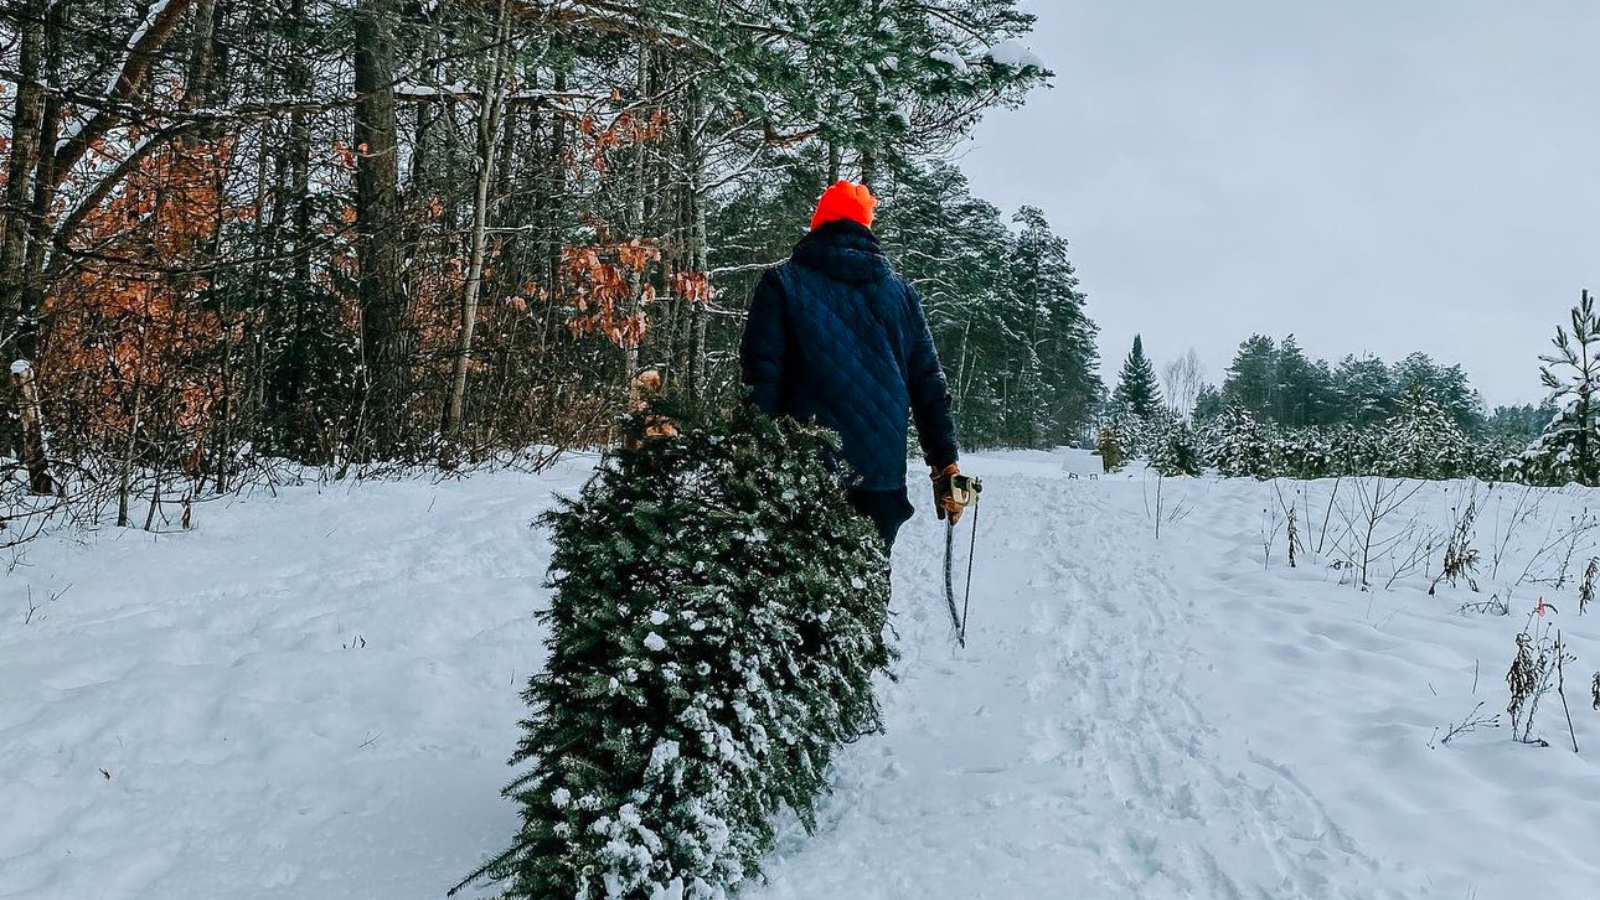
[739,219,960,491]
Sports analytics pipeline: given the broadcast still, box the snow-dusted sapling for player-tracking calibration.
[1148,417,1202,477]
[1267,428,1334,480]
[458,407,894,900]
[1210,406,1269,479]
[1505,290,1600,487]
[1096,424,1126,473]
[1383,389,1471,480]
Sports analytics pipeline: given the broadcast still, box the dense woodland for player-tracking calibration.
[0,0,1099,520]
[0,0,1587,535]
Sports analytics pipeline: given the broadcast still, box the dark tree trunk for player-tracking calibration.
[353,0,410,455]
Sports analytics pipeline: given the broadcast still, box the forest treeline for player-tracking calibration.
[1101,295,1595,487]
[1111,330,1547,440]
[0,0,1104,519]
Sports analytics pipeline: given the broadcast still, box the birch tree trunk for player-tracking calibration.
[0,0,46,366]
[442,0,511,455]
[9,362,52,495]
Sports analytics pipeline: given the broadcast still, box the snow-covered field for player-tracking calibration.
[5,451,1599,899]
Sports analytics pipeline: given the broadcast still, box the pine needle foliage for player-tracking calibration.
[460,407,895,900]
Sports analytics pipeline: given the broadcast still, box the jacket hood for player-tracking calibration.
[792,219,893,285]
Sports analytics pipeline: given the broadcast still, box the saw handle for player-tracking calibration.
[949,473,983,510]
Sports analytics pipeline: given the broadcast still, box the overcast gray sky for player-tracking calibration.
[960,1,1600,409]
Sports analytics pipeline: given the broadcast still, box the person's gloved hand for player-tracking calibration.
[931,463,965,526]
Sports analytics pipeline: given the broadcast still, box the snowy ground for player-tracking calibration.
[4,451,1599,899]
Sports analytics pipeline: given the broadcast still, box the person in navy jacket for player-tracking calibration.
[739,180,965,551]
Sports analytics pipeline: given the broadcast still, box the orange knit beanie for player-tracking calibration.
[810,180,878,231]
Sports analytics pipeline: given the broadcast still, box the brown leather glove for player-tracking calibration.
[931,463,965,526]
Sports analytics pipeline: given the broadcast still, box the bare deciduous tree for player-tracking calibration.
[1161,347,1205,419]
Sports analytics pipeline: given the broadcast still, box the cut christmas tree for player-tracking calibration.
[458,407,895,900]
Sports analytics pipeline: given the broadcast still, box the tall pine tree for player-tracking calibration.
[1332,354,1396,426]
[1222,334,1277,420]
[1112,334,1162,418]
[1009,205,1101,445]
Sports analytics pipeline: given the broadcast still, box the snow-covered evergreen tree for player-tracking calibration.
[1149,416,1203,477]
[1209,406,1269,479]
[1269,428,1335,480]
[1193,383,1225,421]
[1506,291,1600,486]
[1332,353,1397,427]
[1273,335,1332,428]
[1096,422,1128,473]
[1382,389,1470,480]
[1506,401,1597,486]
[1112,335,1162,419]
[1010,205,1102,445]
[463,408,894,900]
[1222,334,1277,420]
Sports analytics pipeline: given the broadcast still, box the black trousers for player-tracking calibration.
[847,488,916,552]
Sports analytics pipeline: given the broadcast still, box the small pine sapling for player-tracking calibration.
[1582,558,1597,614]
[1591,672,1599,711]
[1096,425,1126,473]
[1149,418,1203,477]
[1504,290,1600,486]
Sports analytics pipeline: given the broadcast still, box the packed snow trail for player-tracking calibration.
[4,452,1597,899]
[756,458,1399,900]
